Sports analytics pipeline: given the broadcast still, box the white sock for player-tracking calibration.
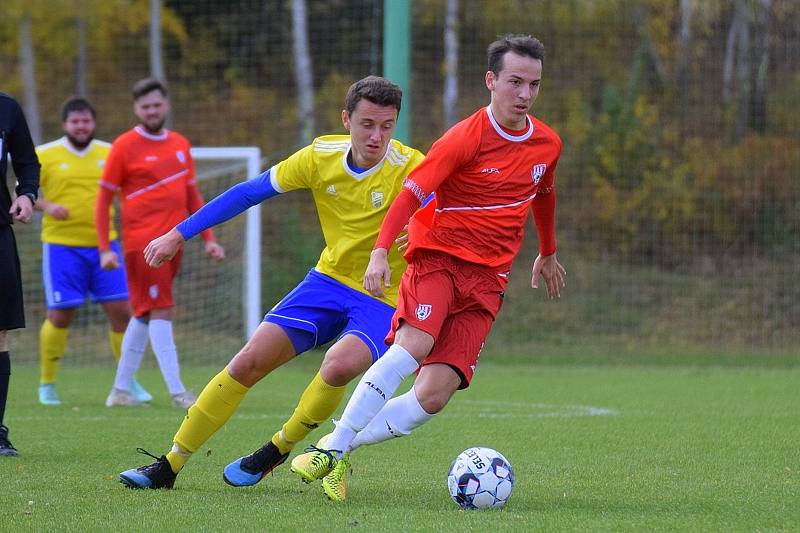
[149,319,185,395]
[348,387,433,452]
[326,344,419,454]
[113,318,150,391]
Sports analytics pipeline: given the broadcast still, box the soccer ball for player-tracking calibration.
[447,447,514,509]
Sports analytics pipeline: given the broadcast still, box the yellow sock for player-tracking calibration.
[272,371,346,455]
[39,320,68,384]
[109,330,124,362]
[167,367,249,473]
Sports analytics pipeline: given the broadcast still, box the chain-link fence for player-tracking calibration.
[2,0,798,364]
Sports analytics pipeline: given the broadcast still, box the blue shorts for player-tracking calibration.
[42,241,129,310]
[265,269,395,361]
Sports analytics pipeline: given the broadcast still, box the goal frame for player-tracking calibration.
[191,146,262,340]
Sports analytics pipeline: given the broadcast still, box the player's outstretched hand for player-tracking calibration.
[9,195,33,224]
[531,253,566,299]
[100,250,120,271]
[204,240,225,261]
[396,224,410,253]
[144,228,185,268]
[363,248,391,298]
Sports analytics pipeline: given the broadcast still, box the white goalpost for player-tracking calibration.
[11,145,264,366]
[191,146,262,340]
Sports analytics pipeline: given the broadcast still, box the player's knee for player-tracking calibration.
[414,379,455,414]
[416,388,450,414]
[228,336,293,386]
[48,317,70,328]
[228,347,270,386]
[319,354,362,387]
[414,364,460,414]
[46,314,72,328]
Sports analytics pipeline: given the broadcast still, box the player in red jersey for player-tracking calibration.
[291,35,566,499]
[95,78,225,408]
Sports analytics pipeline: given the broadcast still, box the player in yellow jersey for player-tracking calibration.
[35,97,151,405]
[116,76,424,495]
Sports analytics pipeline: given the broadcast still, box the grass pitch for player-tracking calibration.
[1,358,797,532]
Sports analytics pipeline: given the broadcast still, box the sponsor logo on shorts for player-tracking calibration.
[416,303,432,321]
[149,284,159,299]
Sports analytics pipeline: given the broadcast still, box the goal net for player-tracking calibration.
[11,146,262,367]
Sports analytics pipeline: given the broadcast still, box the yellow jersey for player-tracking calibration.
[271,135,424,307]
[37,137,117,247]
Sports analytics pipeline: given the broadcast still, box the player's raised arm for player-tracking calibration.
[144,169,280,267]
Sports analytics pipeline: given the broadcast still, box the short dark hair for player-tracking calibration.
[132,77,168,101]
[487,34,545,75]
[61,96,95,122]
[344,76,402,116]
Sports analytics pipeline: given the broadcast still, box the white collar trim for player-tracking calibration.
[341,141,392,180]
[485,106,533,142]
[134,126,169,141]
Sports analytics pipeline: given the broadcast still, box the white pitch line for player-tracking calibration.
[455,399,618,418]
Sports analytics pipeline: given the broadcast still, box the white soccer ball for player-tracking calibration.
[447,446,515,509]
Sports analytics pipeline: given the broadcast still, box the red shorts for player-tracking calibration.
[124,249,182,317]
[386,250,506,389]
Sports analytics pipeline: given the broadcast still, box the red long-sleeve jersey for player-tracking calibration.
[96,126,213,252]
[377,106,562,271]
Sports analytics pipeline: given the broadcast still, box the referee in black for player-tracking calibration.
[1,92,40,456]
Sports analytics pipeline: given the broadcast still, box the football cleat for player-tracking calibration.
[290,434,340,483]
[105,388,146,407]
[223,441,289,487]
[171,391,197,409]
[38,383,62,405]
[130,378,153,403]
[322,452,351,502]
[0,425,18,457]
[119,448,177,489]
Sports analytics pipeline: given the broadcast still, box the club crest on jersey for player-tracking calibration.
[416,304,432,321]
[371,191,384,208]
[531,163,547,185]
[176,150,186,163]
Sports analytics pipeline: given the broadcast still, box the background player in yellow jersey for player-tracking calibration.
[116,76,424,493]
[35,97,151,405]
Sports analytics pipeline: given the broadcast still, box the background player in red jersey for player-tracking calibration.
[95,78,225,408]
[291,35,566,497]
